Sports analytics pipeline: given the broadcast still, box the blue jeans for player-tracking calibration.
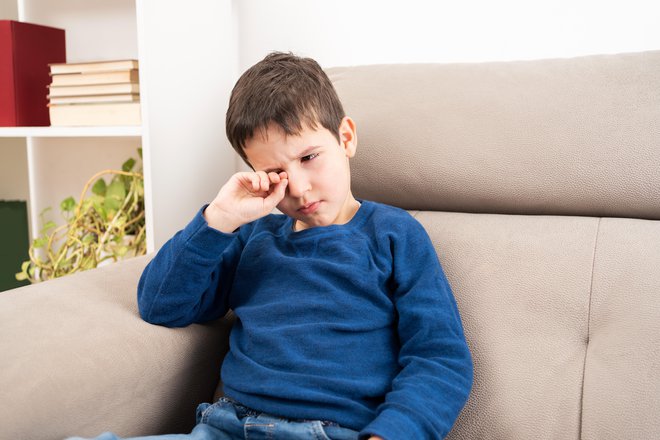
[67,397,359,440]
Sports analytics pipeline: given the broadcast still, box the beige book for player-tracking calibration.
[48,83,140,97]
[50,69,139,86]
[49,102,141,126]
[49,59,139,75]
[48,94,140,105]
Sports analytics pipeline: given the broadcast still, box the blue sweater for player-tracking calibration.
[138,200,472,439]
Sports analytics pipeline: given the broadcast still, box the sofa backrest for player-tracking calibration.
[327,51,660,439]
[328,51,660,219]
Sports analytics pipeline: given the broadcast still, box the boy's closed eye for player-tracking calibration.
[261,152,318,174]
[301,153,319,162]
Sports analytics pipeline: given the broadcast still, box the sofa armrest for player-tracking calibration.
[0,254,232,440]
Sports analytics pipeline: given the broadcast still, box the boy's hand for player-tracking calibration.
[204,171,288,233]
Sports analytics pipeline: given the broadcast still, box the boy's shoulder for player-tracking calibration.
[362,200,426,233]
[366,199,412,218]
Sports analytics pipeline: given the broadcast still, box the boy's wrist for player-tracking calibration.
[203,203,242,233]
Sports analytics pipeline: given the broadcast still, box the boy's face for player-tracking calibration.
[244,116,359,231]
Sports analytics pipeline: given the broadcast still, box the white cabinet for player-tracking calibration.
[0,0,239,253]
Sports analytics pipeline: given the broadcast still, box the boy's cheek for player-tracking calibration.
[276,200,293,217]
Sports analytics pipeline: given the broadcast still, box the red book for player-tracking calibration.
[0,20,66,126]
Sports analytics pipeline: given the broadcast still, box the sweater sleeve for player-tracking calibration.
[137,204,247,327]
[360,218,473,440]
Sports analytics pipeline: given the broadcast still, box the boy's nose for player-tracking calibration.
[286,172,311,198]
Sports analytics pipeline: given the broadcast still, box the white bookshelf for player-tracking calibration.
[1,0,238,255]
[0,126,142,137]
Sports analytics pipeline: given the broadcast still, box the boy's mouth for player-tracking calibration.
[298,201,320,215]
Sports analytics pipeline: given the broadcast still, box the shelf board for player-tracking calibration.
[0,126,142,138]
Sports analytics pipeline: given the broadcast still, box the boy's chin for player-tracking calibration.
[287,214,321,231]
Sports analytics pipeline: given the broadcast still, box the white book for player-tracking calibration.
[49,59,139,75]
[48,83,140,97]
[50,69,139,87]
[49,102,141,127]
[48,94,140,105]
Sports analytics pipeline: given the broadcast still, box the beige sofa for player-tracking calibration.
[1,50,659,440]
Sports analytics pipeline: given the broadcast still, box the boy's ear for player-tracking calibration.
[339,116,357,158]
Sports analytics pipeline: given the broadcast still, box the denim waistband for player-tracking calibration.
[218,396,340,427]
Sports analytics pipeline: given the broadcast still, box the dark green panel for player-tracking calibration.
[0,200,31,291]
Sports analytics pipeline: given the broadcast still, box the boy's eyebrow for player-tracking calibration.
[263,145,321,173]
[298,145,321,157]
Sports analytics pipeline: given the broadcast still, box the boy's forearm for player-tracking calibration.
[138,206,239,326]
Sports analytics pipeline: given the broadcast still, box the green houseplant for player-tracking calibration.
[16,149,146,283]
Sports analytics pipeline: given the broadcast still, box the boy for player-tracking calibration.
[79,52,472,440]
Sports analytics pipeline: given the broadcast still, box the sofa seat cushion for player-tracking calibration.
[413,211,660,439]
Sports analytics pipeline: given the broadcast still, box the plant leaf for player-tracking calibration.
[42,221,56,233]
[92,198,107,220]
[60,197,76,212]
[108,179,126,198]
[90,194,104,208]
[92,178,107,196]
[122,157,136,172]
[33,237,48,249]
[104,179,126,218]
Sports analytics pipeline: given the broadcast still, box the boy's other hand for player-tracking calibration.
[204,171,288,233]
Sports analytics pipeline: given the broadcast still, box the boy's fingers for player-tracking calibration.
[237,171,285,197]
[268,171,280,184]
[258,171,270,192]
[251,174,260,191]
[236,172,259,192]
[265,179,288,206]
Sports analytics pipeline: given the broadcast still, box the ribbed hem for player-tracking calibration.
[359,406,427,440]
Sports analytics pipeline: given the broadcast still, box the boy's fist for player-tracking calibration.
[204,171,288,233]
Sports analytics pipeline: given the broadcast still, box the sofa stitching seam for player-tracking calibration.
[578,216,602,440]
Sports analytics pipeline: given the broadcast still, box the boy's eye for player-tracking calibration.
[301,153,318,162]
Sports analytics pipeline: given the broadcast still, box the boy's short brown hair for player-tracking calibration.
[226,52,345,164]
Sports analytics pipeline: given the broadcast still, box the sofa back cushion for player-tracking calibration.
[328,52,660,438]
[327,50,660,220]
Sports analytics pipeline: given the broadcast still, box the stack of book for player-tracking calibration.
[47,59,141,126]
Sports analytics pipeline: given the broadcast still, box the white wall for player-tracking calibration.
[22,0,138,63]
[0,139,29,201]
[0,0,17,18]
[236,0,660,70]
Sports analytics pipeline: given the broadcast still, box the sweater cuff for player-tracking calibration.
[179,204,238,256]
[359,406,427,440]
